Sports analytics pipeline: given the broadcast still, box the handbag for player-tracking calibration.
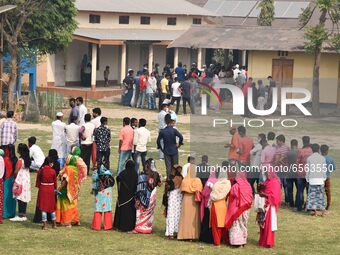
[195,191,202,202]
[254,193,265,212]
[12,182,23,197]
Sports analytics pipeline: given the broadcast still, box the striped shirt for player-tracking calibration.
[0,118,17,145]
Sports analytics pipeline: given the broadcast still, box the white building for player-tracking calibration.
[43,0,215,91]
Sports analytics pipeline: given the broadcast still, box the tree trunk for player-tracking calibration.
[312,48,321,116]
[8,45,17,111]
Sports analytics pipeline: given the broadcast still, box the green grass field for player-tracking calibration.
[1,103,340,255]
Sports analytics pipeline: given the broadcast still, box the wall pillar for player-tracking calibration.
[197,48,203,70]
[91,43,97,91]
[241,50,247,67]
[148,44,154,73]
[120,43,127,84]
[174,47,179,68]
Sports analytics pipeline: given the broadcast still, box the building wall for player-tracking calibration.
[248,51,340,104]
[77,12,205,30]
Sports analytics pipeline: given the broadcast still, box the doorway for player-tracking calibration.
[272,59,294,87]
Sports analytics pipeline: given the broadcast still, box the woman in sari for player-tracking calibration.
[91,164,115,231]
[258,170,281,248]
[2,145,17,219]
[163,165,183,239]
[134,159,162,234]
[0,149,4,223]
[199,168,217,243]
[210,170,231,246]
[113,159,138,232]
[225,171,253,247]
[56,147,87,227]
[178,163,203,240]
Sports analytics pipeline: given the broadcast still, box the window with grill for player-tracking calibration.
[193,18,202,24]
[167,17,177,26]
[119,16,130,24]
[141,16,151,25]
[89,14,101,24]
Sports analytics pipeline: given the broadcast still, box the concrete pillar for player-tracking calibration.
[120,43,127,84]
[241,50,247,66]
[197,48,203,70]
[148,44,154,73]
[174,47,179,68]
[91,43,97,91]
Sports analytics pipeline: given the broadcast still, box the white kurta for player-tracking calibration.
[51,120,67,159]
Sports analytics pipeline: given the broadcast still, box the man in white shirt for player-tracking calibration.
[133,118,151,173]
[158,99,170,160]
[80,113,95,175]
[170,77,182,114]
[76,97,87,126]
[51,112,67,161]
[28,136,45,171]
[91,108,102,129]
[305,143,327,215]
[65,116,80,155]
[233,64,240,80]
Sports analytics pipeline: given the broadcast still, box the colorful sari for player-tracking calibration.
[0,151,4,223]
[134,187,157,233]
[225,172,253,246]
[56,147,87,225]
[2,148,16,219]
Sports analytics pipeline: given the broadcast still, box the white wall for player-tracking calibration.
[127,43,141,72]
[153,45,167,70]
[65,40,88,82]
[96,45,119,82]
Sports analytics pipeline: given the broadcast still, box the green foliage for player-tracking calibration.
[299,6,313,27]
[304,25,328,52]
[257,0,275,26]
[330,33,340,52]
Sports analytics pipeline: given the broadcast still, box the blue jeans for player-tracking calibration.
[147,93,156,109]
[137,91,146,108]
[118,150,132,174]
[286,178,298,208]
[42,211,56,222]
[280,177,289,203]
[134,151,147,173]
[296,178,306,211]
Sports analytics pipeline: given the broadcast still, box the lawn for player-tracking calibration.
[1,103,340,255]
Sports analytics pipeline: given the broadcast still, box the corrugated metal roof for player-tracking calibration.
[74,28,186,41]
[168,25,337,52]
[75,0,216,16]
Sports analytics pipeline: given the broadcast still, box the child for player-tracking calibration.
[91,165,115,231]
[320,145,336,211]
[10,144,31,222]
[163,165,183,239]
[36,157,57,229]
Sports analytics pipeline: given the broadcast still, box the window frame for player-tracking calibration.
[119,15,130,24]
[167,17,177,26]
[193,18,202,25]
[89,14,101,24]
[140,16,151,25]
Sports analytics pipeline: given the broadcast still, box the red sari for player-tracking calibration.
[259,173,281,248]
[36,165,57,213]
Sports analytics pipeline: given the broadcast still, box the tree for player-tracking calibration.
[0,0,77,110]
[257,0,275,26]
[299,0,340,115]
[258,0,339,116]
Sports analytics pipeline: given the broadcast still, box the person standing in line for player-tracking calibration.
[170,77,182,115]
[117,117,134,174]
[0,112,6,145]
[273,135,290,206]
[296,136,313,211]
[180,76,194,115]
[320,144,336,211]
[28,137,45,171]
[36,157,57,230]
[91,108,102,170]
[130,117,138,160]
[80,114,95,176]
[65,116,80,155]
[160,74,170,110]
[175,62,186,82]
[137,71,148,109]
[305,144,327,216]
[0,150,4,224]
[133,118,151,173]
[104,66,110,87]
[68,98,79,124]
[51,112,67,166]
[93,117,111,169]
[158,99,170,160]
[250,133,266,186]
[257,80,266,110]
[0,111,17,146]
[10,144,31,222]
[123,69,135,107]
[146,72,157,110]
[76,97,87,126]
[156,114,183,178]
[286,139,299,210]
[224,127,241,166]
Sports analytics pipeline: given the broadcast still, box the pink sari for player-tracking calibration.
[200,172,217,222]
[134,187,157,233]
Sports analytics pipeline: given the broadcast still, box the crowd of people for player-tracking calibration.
[0,89,336,249]
[121,62,276,115]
